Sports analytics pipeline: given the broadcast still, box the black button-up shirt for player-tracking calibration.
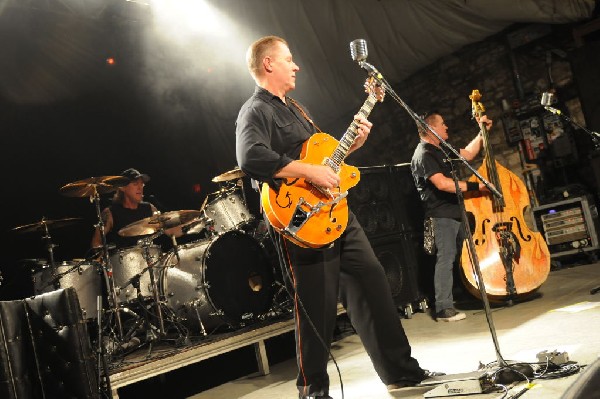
[235,86,316,189]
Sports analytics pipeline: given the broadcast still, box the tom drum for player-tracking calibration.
[110,245,163,303]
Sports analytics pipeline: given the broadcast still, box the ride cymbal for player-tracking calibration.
[59,176,130,197]
[212,167,245,183]
[118,210,204,237]
[12,217,82,234]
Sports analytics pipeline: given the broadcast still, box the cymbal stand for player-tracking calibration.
[86,188,120,397]
[90,188,123,338]
[40,218,59,288]
[138,234,166,336]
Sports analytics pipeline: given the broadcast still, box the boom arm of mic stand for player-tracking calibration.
[544,106,600,143]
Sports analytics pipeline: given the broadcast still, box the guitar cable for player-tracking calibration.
[262,211,345,399]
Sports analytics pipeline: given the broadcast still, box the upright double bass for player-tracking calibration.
[461,90,550,301]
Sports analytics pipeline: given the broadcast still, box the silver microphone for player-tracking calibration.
[541,92,555,107]
[350,39,368,62]
[541,92,562,114]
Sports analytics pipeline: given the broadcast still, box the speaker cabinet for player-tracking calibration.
[370,232,426,315]
[348,164,424,239]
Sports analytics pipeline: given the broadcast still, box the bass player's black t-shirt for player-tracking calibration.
[411,141,461,219]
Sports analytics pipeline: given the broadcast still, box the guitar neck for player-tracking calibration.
[327,93,379,172]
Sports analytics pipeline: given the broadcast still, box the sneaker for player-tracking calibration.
[436,308,466,322]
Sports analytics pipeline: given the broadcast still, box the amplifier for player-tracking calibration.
[532,196,600,258]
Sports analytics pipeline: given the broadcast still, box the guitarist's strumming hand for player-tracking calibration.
[305,164,340,190]
[348,115,373,154]
[274,161,340,189]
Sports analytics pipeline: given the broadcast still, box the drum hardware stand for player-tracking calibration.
[39,217,60,288]
[115,249,171,345]
[96,291,113,398]
[134,284,161,359]
[138,234,167,336]
[90,188,124,339]
[193,304,208,337]
[268,280,294,316]
[88,189,122,398]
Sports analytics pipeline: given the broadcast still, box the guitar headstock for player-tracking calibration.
[469,89,485,117]
[364,76,385,103]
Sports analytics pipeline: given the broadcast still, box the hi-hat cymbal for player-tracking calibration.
[212,167,245,183]
[60,176,130,197]
[118,210,204,237]
[12,217,82,234]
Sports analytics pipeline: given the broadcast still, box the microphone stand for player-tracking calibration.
[354,60,508,368]
[543,106,600,147]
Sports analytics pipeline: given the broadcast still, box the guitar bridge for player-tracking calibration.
[283,192,348,237]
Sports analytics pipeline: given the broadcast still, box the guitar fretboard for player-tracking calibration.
[326,93,379,172]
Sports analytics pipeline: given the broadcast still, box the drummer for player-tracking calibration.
[91,168,182,250]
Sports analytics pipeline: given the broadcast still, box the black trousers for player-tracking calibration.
[282,212,424,396]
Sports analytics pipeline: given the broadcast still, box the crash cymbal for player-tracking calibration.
[12,217,82,234]
[118,210,204,237]
[212,167,245,183]
[59,176,130,197]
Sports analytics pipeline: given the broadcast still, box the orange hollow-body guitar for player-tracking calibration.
[261,78,384,248]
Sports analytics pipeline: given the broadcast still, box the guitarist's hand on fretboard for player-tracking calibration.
[348,114,373,154]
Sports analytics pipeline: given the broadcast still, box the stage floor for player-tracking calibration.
[184,262,600,399]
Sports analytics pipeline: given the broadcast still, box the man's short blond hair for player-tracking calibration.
[246,35,288,81]
[418,112,440,138]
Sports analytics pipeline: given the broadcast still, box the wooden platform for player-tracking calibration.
[108,315,295,398]
[108,305,345,398]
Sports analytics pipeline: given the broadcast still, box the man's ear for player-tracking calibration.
[263,56,272,73]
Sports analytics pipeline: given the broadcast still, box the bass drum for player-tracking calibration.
[161,231,273,332]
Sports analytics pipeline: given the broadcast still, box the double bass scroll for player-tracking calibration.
[460,90,550,301]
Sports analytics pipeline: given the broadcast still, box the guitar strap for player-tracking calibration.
[288,97,323,133]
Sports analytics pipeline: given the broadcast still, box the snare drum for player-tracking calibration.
[110,245,162,303]
[160,231,273,331]
[204,190,254,234]
[33,260,101,320]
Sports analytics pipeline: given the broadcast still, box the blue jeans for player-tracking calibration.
[432,218,464,312]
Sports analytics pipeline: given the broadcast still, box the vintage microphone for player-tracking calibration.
[541,91,561,114]
[349,39,380,75]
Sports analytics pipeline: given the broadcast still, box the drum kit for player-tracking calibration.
[12,168,280,358]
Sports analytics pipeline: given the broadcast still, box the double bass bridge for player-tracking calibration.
[492,222,522,262]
